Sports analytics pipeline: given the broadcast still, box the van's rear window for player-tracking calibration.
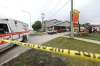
[0,24,9,34]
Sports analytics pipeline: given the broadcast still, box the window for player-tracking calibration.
[15,21,17,24]
[0,24,9,34]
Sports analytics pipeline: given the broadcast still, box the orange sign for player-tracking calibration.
[73,9,80,32]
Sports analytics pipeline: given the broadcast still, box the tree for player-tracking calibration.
[32,21,42,31]
[88,26,92,33]
[83,23,92,33]
[83,23,91,28]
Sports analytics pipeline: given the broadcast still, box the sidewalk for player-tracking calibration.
[64,36,100,45]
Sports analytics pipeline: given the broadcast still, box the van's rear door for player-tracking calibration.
[0,23,11,51]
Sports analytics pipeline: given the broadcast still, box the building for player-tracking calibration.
[91,25,100,32]
[42,19,70,32]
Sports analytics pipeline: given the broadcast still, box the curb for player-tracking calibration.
[64,36,100,45]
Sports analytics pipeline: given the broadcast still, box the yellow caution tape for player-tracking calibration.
[0,39,100,62]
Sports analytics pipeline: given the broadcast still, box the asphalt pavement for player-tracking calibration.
[29,33,66,44]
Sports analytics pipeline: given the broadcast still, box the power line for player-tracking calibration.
[41,0,70,20]
[47,0,64,13]
[48,0,70,19]
[41,0,54,13]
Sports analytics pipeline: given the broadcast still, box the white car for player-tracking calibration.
[47,30,57,34]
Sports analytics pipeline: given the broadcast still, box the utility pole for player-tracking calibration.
[41,13,45,32]
[70,0,74,38]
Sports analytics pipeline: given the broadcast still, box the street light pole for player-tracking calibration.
[41,13,45,32]
[70,0,74,38]
[22,10,31,29]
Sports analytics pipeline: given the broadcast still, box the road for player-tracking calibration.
[29,33,66,44]
[0,33,67,66]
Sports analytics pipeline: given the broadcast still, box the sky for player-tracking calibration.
[0,0,100,26]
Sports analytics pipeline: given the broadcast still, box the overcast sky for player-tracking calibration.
[0,0,99,25]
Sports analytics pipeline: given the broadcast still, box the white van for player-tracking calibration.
[0,19,30,52]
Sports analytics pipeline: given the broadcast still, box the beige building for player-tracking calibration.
[42,19,70,32]
[92,25,100,31]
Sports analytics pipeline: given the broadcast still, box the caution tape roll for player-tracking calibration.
[0,39,100,62]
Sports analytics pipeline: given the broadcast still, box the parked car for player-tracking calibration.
[47,30,57,34]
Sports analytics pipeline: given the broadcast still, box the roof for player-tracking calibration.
[44,19,70,27]
[0,18,28,25]
[91,25,100,27]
